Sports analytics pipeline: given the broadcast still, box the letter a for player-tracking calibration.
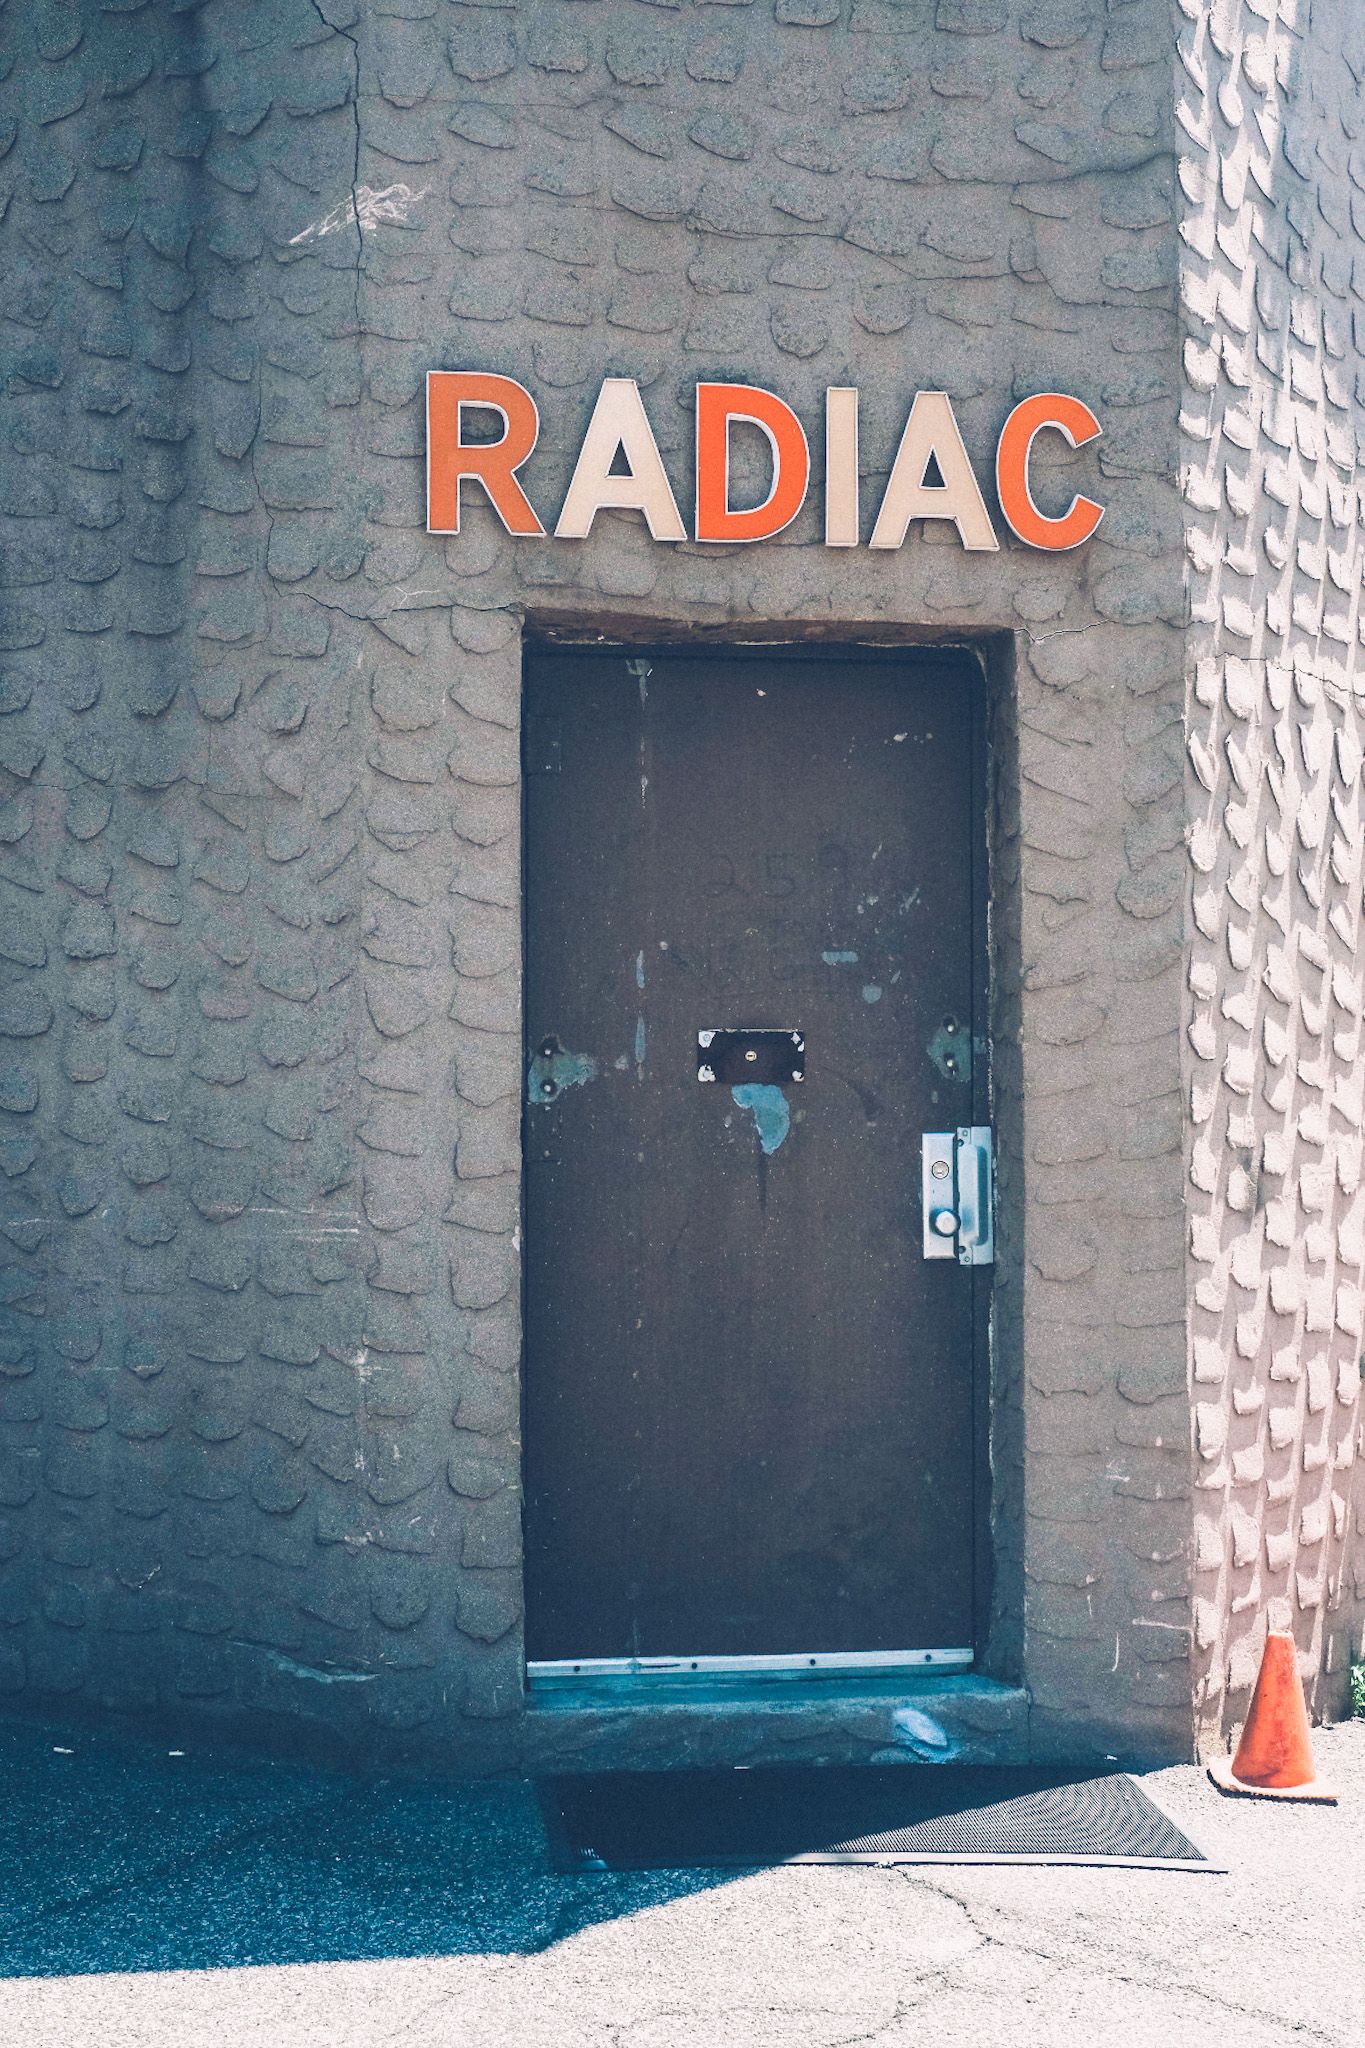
[869,392,999,553]
[555,379,685,541]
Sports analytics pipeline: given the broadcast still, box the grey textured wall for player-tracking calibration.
[1179,0,1365,1742]
[0,0,1199,1765]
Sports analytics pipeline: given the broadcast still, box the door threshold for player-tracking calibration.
[527,1649,973,1690]
[521,1669,1028,1773]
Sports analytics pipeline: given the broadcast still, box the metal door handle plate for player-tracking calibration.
[921,1127,994,1265]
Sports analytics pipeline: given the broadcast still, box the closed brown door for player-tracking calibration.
[523,648,988,1662]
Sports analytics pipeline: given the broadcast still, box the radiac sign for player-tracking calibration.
[426,374,1104,554]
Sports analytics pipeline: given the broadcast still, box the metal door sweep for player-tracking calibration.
[528,1648,973,1687]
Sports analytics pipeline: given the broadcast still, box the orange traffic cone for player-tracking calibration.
[1208,1631,1337,1804]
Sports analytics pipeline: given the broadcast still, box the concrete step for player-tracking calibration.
[521,1672,1029,1774]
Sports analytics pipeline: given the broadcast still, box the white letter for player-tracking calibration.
[824,387,859,548]
[555,378,685,541]
[869,392,999,553]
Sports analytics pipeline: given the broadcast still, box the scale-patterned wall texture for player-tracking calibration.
[0,0,1193,1764]
[1178,0,1365,1742]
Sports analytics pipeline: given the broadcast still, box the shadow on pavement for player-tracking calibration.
[0,1718,737,1978]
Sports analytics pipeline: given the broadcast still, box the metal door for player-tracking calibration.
[522,648,989,1671]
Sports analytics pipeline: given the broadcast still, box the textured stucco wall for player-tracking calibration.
[1179,0,1365,1746]
[0,0,1193,1766]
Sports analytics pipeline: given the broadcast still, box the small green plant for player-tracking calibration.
[1351,1662,1365,1720]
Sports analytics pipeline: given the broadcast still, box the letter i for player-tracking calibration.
[825,388,859,548]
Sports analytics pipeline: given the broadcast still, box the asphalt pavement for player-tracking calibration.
[0,1713,1360,2047]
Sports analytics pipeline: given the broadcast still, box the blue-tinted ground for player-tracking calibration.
[0,1717,715,1977]
[0,1714,1359,2046]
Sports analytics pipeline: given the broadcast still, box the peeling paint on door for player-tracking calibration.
[731,1082,791,1155]
[528,1039,598,1105]
[927,1016,972,1083]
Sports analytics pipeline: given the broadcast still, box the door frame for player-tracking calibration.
[519,638,996,1683]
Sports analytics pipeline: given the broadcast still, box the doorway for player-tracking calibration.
[522,646,990,1674]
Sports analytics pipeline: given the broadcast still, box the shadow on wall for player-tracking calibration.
[0,1718,736,1979]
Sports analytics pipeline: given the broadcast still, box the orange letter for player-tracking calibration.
[427,371,545,536]
[695,383,810,543]
[996,394,1104,551]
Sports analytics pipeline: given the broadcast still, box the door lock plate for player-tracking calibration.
[698,1029,805,1086]
[922,1127,994,1266]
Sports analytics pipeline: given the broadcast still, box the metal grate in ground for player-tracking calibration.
[540,1765,1219,1872]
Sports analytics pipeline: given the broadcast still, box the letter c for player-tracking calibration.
[995,394,1104,551]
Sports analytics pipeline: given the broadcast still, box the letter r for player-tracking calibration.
[427,372,545,536]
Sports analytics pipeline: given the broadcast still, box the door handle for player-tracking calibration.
[921,1127,994,1266]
